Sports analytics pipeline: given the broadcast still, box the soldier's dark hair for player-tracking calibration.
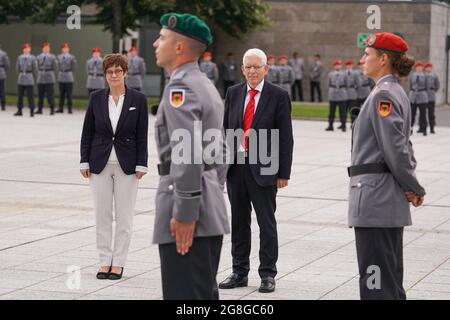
[103,53,128,75]
[375,49,414,77]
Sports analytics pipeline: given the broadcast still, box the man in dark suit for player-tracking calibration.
[220,48,294,293]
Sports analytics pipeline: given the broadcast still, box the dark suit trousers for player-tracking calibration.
[292,79,303,101]
[159,235,223,300]
[37,83,55,112]
[227,163,278,279]
[310,80,322,102]
[355,227,406,300]
[0,79,5,109]
[17,85,34,111]
[58,82,73,111]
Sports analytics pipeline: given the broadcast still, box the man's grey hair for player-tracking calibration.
[242,48,267,66]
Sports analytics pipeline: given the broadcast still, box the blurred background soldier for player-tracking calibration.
[424,62,439,134]
[36,41,57,115]
[326,59,348,132]
[0,45,10,111]
[409,61,429,136]
[355,61,372,111]
[309,54,323,102]
[278,54,295,99]
[125,46,146,92]
[265,54,280,85]
[289,51,304,101]
[344,59,358,124]
[15,43,37,117]
[199,51,219,85]
[220,52,238,97]
[56,42,76,114]
[86,47,105,96]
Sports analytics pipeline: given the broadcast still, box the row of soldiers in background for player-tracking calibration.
[325,59,374,132]
[409,61,439,136]
[0,42,146,117]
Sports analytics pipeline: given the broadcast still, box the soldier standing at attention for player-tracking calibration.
[36,42,57,115]
[265,54,280,85]
[15,43,37,117]
[278,54,295,99]
[219,52,238,97]
[326,59,348,132]
[409,61,429,136]
[86,48,106,96]
[344,59,358,124]
[424,62,439,134]
[289,52,304,101]
[309,54,323,102]
[349,32,425,300]
[0,46,10,111]
[199,51,219,85]
[152,12,229,300]
[56,42,76,114]
[125,46,146,92]
[355,61,372,110]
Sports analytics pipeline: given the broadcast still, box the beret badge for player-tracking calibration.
[168,16,177,28]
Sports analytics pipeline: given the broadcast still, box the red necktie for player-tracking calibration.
[242,89,258,151]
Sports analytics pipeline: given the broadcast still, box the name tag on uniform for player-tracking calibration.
[170,89,185,108]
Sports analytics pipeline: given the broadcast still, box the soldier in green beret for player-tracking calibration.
[152,12,229,300]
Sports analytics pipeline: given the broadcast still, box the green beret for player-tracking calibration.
[160,13,213,46]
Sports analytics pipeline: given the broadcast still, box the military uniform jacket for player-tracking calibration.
[153,61,230,245]
[86,57,105,90]
[199,61,219,84]
[36,53,57,84]
[57,53,76,83]
[355,69,372,99]
[0,50,10,80]
[289,58,304,80]
[278,65,295,85]
[328,70,347,101]
[309,61,323,81]
[408,71,428,104]
[220,60,238,82]
[345,69,358,100]
[265,65,280,84]
[349,74,425,228]
[16,54,37,86]
[425,72,440,102]
[126,55,146,89]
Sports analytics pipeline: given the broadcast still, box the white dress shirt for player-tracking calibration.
[239,80,265,152]
[80,93,147,173]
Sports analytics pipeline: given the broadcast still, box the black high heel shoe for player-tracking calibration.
[96,266,111,280]
[108,267,124,280]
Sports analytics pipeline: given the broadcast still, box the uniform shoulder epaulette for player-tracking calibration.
[172,70,187,80]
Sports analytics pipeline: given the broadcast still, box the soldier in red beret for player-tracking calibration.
[348,32,425,300]
[15,43,37,116]
[424,62,439,134]
[278,54,295,98]
[326,59,348,131]
[265,54,280,85]
[56,42,77,113]
[86,48,105,95]
[409,61,429,135]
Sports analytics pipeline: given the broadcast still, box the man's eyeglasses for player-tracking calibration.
[106,69,124,76]
[243,65,265,71]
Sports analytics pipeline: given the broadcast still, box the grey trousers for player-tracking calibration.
[90,163,139,267]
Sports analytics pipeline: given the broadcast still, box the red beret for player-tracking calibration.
[267,54,275,60]
[41,41,50,48]
[366,32,408,53]
[61,42,70,49]
[129,46,137,52]
[203,51,212,58]
[415,61,423,68]
[279,54,288,60]
[92,47,101,53]
[333,59,342,66]
[424,62,433,68]
[345,59,353,65]
[22,43,31,49]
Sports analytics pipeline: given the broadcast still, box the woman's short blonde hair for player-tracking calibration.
[103,53,128,74]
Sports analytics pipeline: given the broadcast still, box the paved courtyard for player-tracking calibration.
[0,106,449,300]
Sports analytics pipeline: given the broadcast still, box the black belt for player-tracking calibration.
[89,73,104,77]
[61,70,72,72]
[20,71,33,74]
[157,161,214,176]
[415,89,427,92]
[330,85,345,88]
[347,163,390,177]
[38,69,54,72]
[362,84,370,87]
[130,72,142,76]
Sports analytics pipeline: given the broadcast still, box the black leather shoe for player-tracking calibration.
[55,109,63,113]
[337,124,343,129]
[325,126,333,131]
[50,109,55,115]
[259,277,276,293]
[35,110,42,114]
[341,126,346,132]
[96,267,111,280]
[218,273,248,289]
[14,111,23,116]
[108,267,124,280]
[430,128,435,134]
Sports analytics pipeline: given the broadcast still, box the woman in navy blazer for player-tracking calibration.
[80,54,148,280]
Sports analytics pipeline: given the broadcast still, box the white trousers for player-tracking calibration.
[90,163,139,267]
